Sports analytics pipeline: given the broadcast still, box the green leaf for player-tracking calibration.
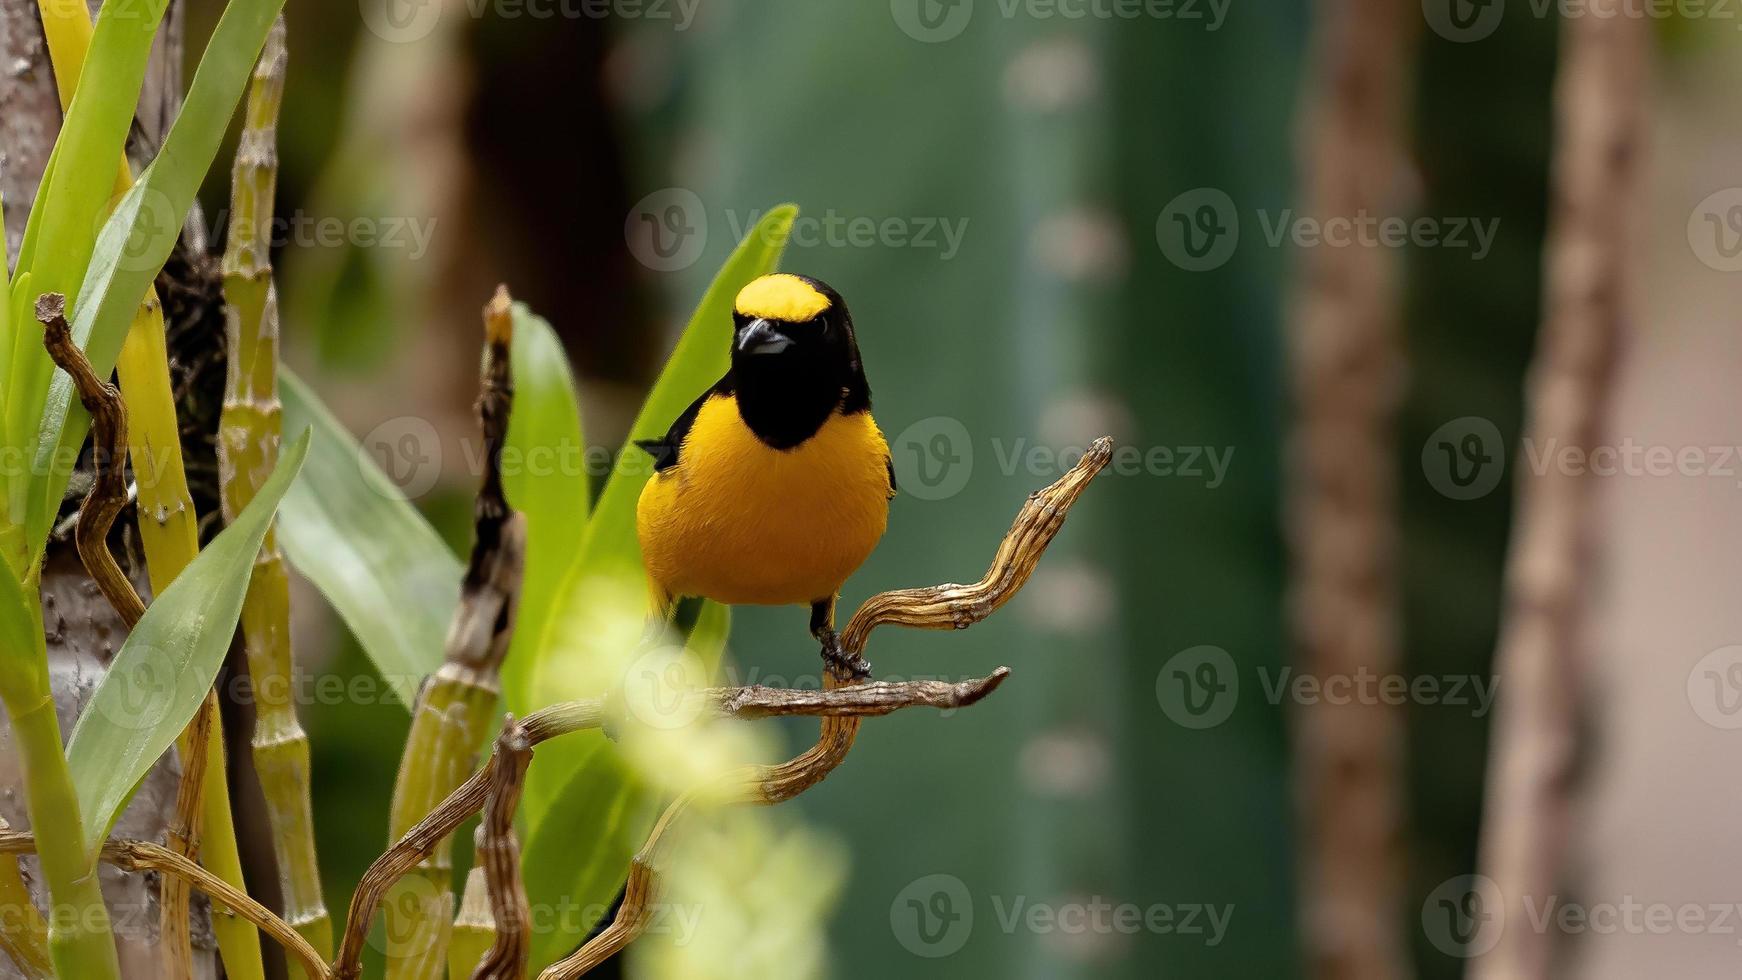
[5,0,168,455]
[66,429,308,855]
[25,0,290,555]
[277,369,458,706]
[499,303,588,712]
[522,601,731,972]
[523,204,796,711]
[0,562,47,711]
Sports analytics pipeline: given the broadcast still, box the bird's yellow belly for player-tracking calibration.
[636,397,890,606]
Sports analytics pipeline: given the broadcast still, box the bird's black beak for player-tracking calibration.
[735,318,792,356]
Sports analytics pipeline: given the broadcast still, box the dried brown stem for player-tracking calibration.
[540,437,1114,979]
[38,293,145,628]
[160,694,214,979]
[41,290,229,976]
[0,831,328,979]
[330,671,998,977]
[468,720,532,980]
[1472,6,1646,978]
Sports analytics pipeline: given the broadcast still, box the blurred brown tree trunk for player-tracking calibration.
[1472,5,1647,978]
[0,1,221,976]
[1285,0,1416,976]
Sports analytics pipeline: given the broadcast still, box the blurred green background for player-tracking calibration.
[176,0,1586,975]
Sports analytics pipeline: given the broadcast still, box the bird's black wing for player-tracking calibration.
[634,380,723,473]
[886,454,898,499]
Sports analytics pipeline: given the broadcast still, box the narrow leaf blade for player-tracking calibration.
[67,429,309,855]
[277,369,458,705]
[499,303,588,711]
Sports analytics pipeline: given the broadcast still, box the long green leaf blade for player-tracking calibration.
[278,369,458,705]
[66,429,309,856]
[5,0,168,455]
[26,0,290,553]
[499,303,588,710]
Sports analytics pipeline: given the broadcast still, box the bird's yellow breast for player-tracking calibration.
[636,394,891,607]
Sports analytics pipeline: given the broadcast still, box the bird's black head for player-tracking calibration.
[726,273,870,448]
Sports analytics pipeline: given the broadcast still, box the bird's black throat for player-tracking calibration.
[725,348,869,450]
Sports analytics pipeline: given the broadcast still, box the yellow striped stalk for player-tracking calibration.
[215,19,332,970]
[447,864,496,980]
[384,290,520,980]
[0,819,51,978]
[31,3,265,978]
[116,293,268,980]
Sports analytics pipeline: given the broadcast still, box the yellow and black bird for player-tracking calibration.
[635,273,895,676]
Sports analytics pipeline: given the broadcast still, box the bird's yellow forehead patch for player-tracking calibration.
[734,274,830,322]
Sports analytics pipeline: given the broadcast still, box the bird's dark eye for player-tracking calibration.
[814,314,831,335]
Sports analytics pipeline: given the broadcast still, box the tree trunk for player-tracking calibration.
[1471,4,1647,977]
[1286,0,1417,976]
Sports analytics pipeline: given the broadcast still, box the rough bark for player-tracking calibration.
[1284,0,1417,976]
[1471,5,1647,978]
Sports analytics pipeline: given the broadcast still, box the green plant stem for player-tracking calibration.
[116,291,269,980]
[216,19,331,968]
[6,695,120,980]
[385,290,521,980]
[386,667,499,979]
[447,864,496,980]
